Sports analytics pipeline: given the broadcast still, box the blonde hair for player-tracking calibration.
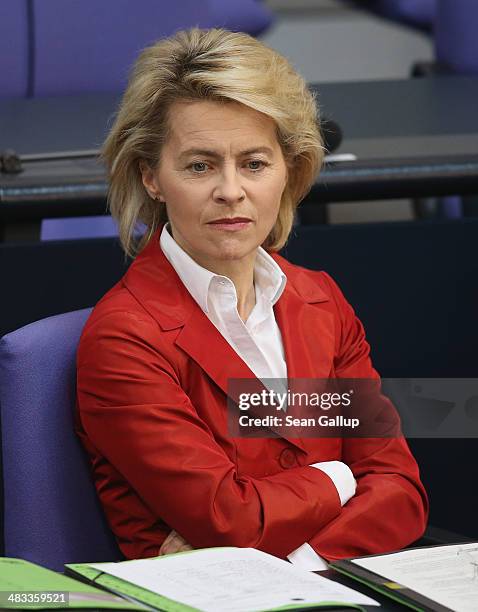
[102,28,324,258]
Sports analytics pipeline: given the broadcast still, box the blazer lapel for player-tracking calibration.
[175,306,257,397]
[176,307,311,452]
[124,228,258,392]
[273,273,335,381]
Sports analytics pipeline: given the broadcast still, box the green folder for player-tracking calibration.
[65,561,195,612]
[65,549,366,612]
[0,557,147,610]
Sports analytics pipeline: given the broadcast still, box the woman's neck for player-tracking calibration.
[213,257,256,323]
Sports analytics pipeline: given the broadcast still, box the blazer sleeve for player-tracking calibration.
[307,272,429,560]
[77,310,342,560]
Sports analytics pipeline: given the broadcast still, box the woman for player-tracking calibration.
[76,28,428,569]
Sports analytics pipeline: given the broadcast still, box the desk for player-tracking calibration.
[309,76,478,203]
[1,76,478,239]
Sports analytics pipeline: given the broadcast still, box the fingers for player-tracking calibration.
[159,530,180,555]
[177,544,194,552]
[159,530,193,555]
[160,538,193,555]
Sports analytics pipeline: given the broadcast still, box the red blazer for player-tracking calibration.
[76,226,428,561]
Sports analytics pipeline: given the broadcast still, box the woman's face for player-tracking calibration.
[141,99,288,272]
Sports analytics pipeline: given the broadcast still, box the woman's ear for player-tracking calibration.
[139,160,164,201]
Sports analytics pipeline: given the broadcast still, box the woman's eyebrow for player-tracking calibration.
[178,146,274,160]
[241,146,274,157]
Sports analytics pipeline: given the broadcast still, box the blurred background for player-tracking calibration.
[265,0,433,224]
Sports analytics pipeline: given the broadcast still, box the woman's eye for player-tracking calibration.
[190,162,209,173]
[247,160,266,171]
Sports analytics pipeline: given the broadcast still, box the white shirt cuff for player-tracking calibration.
[310,460,356,506]
[287,542,329,571]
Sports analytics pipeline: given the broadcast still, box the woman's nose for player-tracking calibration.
[213,168,245,204]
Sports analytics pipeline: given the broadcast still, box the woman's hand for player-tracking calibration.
[159,529,194,555]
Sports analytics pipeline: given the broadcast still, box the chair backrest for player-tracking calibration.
[376,0,436,30]
[435,0,478,74]
[40,216,120,241]
[353,0,436,31]
[0,309,122,571]
[364,0,478,74]
[40,217,147,242]
[31,0,273,97]
[0,1,29,97]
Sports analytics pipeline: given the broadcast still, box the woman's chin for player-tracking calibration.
[207,235,259,261]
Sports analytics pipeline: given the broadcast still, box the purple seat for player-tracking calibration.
[32,0,273,96]
[0,309,122,571]
[40,216,119,241]
[40,216,148,241]
[0,1,29,97]
[435,0,478,74]
[372,0,436,30]
[353,0,436,31]
[358,1,478,75]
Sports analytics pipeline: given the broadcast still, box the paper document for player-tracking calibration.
[91,547,379,612]
[353,542,478,612]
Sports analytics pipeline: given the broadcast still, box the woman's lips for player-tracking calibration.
[207,218,252,231]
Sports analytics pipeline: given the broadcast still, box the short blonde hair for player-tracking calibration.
[102,28,324,258]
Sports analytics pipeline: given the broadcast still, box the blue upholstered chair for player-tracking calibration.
[0,2,29,97]
[32,0,272,97]
[0,0,272,100]
[435,0,478,74]
[40,216,120,241]
[0,309,122,571]
[356,0,478,75]
[361,0,436,31]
